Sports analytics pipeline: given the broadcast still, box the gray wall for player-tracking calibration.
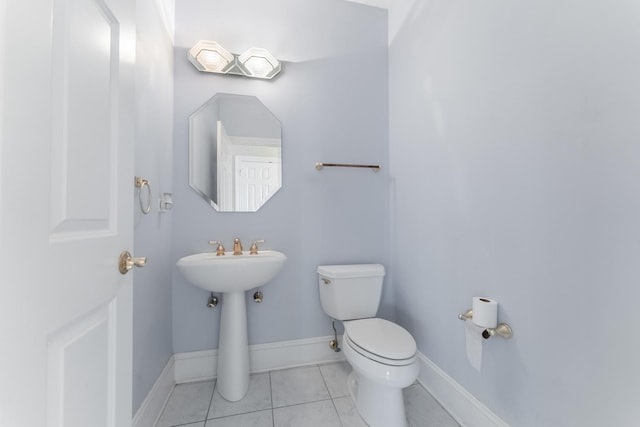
[172,0,390,353]
[133,0,174,414]
[388,0,640,425]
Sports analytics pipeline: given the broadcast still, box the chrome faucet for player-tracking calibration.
[233,238,243,255]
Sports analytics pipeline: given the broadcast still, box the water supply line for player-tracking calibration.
[329,319,341,352]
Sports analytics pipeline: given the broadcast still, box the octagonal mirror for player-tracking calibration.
[189,94,282,212]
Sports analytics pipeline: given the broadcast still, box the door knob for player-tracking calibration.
[118,251,147,274]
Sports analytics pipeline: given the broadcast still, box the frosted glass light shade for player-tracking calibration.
[238,47,281,79]
[188,41,234,73]
[187,41,282,80]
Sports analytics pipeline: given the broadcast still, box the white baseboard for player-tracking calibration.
[174,335,345,383]
[251,335,346,373]
[416,352,510,427]
[133,337,509,427]
[174,349,217,383]
[132,356,175,427]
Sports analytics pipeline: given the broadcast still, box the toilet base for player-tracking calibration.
[347,371,408,427]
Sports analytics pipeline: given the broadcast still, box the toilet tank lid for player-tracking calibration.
[317,264,385,278]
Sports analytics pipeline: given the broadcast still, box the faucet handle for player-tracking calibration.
[208,240,225,256]
[250,239,265,255]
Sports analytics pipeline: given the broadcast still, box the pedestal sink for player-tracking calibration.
[177,250,287,401]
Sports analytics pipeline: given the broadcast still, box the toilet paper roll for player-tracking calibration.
[472,296,498,328]
[465,320,484,371]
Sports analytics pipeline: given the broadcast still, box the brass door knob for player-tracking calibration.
[118,251,147,274]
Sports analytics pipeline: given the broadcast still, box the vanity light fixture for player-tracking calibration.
[188,40,282,80]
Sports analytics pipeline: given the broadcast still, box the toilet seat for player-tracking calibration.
[344,318,416,366]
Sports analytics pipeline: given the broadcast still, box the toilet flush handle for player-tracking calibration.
[321,278,331,285]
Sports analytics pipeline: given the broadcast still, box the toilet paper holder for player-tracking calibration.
[458,309,513,339]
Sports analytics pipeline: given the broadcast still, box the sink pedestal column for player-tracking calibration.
[216,291,249,401]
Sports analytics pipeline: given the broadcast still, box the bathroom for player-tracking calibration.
[2,0,640,426]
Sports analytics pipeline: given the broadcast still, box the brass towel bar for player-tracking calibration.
[315,162,380,172]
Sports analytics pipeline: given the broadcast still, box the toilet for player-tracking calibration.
[317,264,419,427]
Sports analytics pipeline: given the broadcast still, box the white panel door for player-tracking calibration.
[235,156,281,211]
[0,0,136,426]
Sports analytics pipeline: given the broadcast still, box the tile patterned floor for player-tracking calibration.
[156,362,459,427]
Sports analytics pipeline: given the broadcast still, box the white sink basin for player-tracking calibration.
[177,250,287,293]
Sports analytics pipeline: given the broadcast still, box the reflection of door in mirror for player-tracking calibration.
[220,130,281,211]
[215,125,281,212]
[235,156,281,211]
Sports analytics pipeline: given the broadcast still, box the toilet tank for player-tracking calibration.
[317,264,385,321]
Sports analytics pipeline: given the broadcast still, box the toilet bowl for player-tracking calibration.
[342,318,419,427]
[317,264,420,427]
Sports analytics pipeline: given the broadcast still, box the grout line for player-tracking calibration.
[272,397,335,410]
[205,408,273,422]
[317,363,345,426]
[203,378,216,424]
[169,421,207,427]
[269,370,276,426]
